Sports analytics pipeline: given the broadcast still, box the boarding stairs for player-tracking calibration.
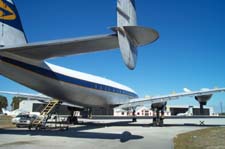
[31,99,59,128]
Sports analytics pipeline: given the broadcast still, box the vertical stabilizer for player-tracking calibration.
[116,0,138,70]
[115,0,158,70]
[0,0,27,47]
[1,108,8,115]
[2,108,5,113]
[117,0,137,27]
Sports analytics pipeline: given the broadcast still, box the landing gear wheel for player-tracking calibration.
[151,102,167,127]
[159,118,164,127]
[153,118,157,126]
[67,116,78,125]
[131,108,137,122]
[132,117,137,122]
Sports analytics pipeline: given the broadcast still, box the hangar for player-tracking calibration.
[16,100,217,117]
[114,105,217,117]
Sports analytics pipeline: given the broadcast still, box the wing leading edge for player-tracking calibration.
[118,88,225,109]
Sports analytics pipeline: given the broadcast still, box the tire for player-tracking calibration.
[159,119,164,127]
[153,118,157,126]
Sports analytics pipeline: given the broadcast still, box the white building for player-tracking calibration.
[19,100,42,113]
[18,100,80,116]
[114,105,218,116]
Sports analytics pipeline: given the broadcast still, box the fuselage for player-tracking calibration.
[0,53,138,107]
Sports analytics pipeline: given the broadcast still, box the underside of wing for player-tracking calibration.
[0,91,82,108]
[0,34,119,60]
[0,26,158,64]
[0,91,52,100]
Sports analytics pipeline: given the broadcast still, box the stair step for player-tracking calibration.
[32,99,59,126]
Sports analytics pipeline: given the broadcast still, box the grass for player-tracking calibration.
[0,141,35,147]
[174,127,225,149]
[0,115,15,128]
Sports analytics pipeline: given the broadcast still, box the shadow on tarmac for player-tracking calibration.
[0,121,144,143]
[78,120,225,127]
[1,120,224,143]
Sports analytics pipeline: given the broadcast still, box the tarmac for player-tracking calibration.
[0,118,225,149]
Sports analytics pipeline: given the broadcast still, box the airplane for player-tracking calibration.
[0,0,225,126]
[1,108,16,116]
[0,91,83,116]
[1,107,40,117]
[176,106,193,116]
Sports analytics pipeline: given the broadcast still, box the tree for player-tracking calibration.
[11,97,26,110]
[0,95,8,112]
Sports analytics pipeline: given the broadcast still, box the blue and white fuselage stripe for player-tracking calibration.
[0,55,138,106]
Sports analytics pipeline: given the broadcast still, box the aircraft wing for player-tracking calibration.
[0,26,158,61]
[0,91,82,108]
[0,91,51,100]
[118,88,225,109]
[0,0,159,69]
[0,34,118,60]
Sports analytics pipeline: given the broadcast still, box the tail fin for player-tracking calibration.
[0,0,27,47]
[2,108,5,113]
[115,0,159,70]
[117,0,137,27]
[2,108,7,114]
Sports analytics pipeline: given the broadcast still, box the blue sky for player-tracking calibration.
[1,0,225,112]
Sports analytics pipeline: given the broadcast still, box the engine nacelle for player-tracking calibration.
[195,94,212,105]
[151,102,167,110]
